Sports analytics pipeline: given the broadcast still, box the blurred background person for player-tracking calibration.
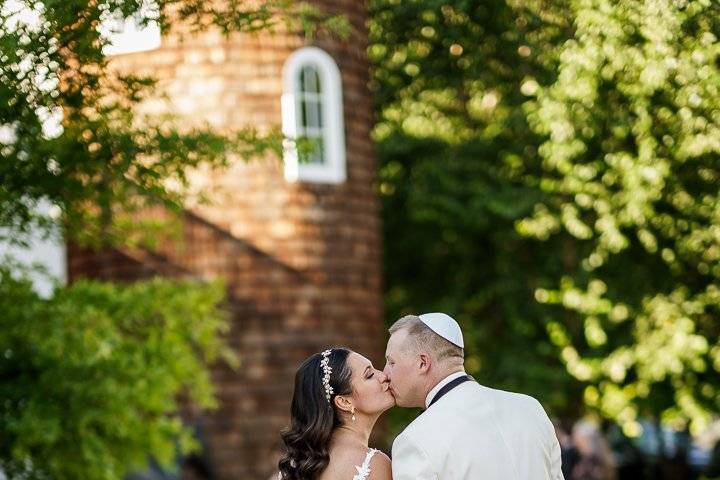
[554,419,579,479]
[704,438,720,479]
[570,420,617,480]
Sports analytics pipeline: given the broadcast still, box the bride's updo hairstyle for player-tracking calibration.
[279,348,353,479]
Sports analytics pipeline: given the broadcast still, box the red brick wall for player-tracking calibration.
[68,2,383,478]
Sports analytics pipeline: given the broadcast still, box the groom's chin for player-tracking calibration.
[393,397,419,409]
[385,399,397,412]
[392,397,408,408]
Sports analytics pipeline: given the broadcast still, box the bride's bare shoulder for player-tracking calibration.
[368,450,392,480]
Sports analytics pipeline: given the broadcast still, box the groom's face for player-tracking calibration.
[384,329,423,408]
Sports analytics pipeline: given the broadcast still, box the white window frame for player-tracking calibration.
[281,47,346,184]
[98,2,161,56]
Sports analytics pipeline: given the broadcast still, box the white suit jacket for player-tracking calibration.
[391,381,564,480]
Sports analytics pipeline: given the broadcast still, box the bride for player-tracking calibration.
[278,348,394,480]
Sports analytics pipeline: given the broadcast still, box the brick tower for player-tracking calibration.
[67,2,383,479]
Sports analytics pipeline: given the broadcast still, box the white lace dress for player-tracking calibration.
[276,448,378,480]
[352,448,378,480]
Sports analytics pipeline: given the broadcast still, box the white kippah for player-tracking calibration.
[418,312,464,349]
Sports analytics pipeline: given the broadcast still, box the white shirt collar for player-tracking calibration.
[425,371,467,408]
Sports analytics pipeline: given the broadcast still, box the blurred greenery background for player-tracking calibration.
[371,0,720,440]
[1,0,719,479]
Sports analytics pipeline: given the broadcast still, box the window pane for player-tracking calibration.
[300,98,322,130]
[307,135,325,165]
[300,98,307,129]
[299,65,321,94]
[293,62,326,166]
[296,131,325,166]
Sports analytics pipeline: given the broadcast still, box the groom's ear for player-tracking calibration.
[418,352,431,374]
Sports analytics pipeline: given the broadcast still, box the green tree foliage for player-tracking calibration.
[0,0,346,246]
[0,269,229,480]
[521,0,720,435]
[371,0,720,434]
[370,0,583,422]
[0,2,346,478]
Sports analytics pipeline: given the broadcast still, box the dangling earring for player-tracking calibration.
[351,407,356,422]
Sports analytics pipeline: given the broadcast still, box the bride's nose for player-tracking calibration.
[378,371,389,383]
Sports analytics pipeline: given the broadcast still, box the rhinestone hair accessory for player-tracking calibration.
[320,349,334,403]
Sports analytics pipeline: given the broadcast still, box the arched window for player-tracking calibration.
[281,47,346,184]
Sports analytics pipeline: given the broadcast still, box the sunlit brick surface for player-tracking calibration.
[68,2,382,478]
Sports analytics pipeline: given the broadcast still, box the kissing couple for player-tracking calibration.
[278,313,565,480]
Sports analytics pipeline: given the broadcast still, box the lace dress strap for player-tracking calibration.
[352,448,378,480]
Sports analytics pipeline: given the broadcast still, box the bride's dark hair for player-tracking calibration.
[278,348,353,479]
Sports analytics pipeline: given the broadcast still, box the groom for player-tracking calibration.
[384,313,564,479]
